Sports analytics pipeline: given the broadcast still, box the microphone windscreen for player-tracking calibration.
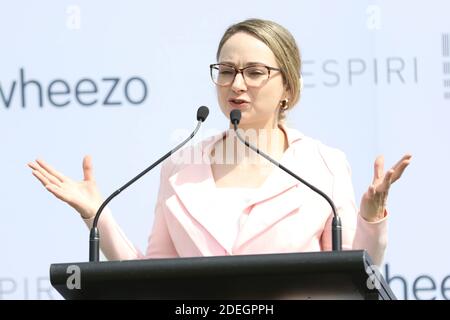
[230,109,241,125]
[197,106,209,122]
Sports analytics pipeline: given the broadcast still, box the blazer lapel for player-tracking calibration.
[234,144,306,249]
[167,132,233,254]
[234,126,333,250]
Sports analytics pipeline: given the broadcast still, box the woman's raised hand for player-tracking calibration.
[360,154,412,222]
[28,155,104,219]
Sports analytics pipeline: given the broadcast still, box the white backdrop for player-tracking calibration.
[1,0,449,300]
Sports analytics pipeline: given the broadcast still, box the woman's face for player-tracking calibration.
[216,32,288,128]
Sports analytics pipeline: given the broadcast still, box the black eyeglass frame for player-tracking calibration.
[209,63,282,87]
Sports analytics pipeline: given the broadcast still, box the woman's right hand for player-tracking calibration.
[28,155,104,219]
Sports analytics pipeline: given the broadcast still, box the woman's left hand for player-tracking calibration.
[360,154,412,222]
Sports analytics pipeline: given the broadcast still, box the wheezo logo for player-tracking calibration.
[0,68,148,109]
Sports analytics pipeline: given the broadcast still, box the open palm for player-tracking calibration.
[28,156,103,219]
[360,154,412,222]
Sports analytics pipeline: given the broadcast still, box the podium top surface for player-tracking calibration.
[50,250,396,300]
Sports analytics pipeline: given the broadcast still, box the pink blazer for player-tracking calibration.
[85,127,387,265]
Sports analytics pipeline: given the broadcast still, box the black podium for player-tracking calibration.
[50,250,395,300]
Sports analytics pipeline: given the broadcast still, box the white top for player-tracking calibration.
[213,187,257,252]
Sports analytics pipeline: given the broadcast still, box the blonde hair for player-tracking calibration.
[217,18,302,122]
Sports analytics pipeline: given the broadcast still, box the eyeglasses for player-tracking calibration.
[210,63,281,87]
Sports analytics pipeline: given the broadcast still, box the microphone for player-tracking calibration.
[89,106,210,262]
[229,109,342,251]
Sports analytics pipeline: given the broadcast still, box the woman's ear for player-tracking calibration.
[284,89,292,103]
